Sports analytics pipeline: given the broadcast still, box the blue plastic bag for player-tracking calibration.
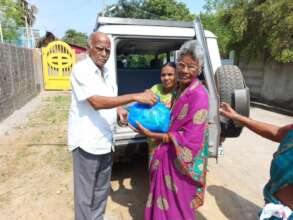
[128,100,171,133]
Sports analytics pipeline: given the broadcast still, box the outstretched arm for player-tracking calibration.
[71,66,157,110]
[87,90,157,110]
[219,102,291,142]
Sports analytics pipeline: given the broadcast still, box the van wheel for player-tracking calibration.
[215,65,250,138]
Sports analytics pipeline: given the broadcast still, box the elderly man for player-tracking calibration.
[68,32,157,220]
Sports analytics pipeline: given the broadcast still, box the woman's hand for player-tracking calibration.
[219,102,239,121]
[137,122,170,142]
[136,121,152,137]
[128,121,151,137]
[129,121,170,143]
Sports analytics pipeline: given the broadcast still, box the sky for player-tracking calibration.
[28,0,205,38]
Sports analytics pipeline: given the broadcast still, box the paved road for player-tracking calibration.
[105,106,293,220]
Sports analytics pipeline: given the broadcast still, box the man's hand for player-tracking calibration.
[134,90,157,106]
[117,107,128,126]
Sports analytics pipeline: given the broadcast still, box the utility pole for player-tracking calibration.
[0,11,3,43]
[24,15,30,48]
[0,22,3,43]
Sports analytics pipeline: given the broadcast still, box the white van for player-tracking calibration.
[94,16,250,158]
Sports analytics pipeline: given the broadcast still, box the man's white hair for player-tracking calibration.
[87,33,94,48]
[87,32,109,48]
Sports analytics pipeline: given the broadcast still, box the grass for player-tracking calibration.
[14,94,71,171]
[0,93,73,213]
[40,96,70,124]
[27,95,70,127]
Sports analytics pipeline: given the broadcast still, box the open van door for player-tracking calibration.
[194,17,250,157]
[194,17,221,158]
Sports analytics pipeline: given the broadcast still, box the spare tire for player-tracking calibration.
[215,65,250,138]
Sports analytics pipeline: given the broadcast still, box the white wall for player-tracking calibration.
[240,59,293,110]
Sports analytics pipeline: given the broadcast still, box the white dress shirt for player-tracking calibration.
[68,56,117,155]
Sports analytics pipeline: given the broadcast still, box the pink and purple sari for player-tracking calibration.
[145,79,209,220]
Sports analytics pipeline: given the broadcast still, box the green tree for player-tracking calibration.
[255,0,293,63]
[62,29,88,48]
[102,0,195,67]
[0,0,25,40]
[103,0,194,21]
[200,12,233,57]
[102,0,144,18]
[202,0,293,63]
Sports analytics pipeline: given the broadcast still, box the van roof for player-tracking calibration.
[94,17,217,39]
[94,17,193,30]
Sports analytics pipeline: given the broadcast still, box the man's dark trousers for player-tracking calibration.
[73,147,112,220]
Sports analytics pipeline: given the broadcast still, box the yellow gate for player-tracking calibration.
[42,41,75,90]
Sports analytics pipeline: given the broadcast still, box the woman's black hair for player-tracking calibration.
[161,61,176,71]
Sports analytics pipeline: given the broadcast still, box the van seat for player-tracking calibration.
[117,68,161,95]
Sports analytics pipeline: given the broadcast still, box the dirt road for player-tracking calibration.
[0,92,292,220]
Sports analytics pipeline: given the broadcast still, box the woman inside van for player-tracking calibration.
[220,102,293,220]
[133,40,209,220]
[147,62,176,164]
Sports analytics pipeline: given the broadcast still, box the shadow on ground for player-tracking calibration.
[207,185,261,220]
[110,152,149,220]
[197,212,208,220]
[110,155,261,220]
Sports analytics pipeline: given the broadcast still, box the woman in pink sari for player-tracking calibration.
[135,40,209,220]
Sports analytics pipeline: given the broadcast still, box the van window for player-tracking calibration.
[115,38,186,95]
